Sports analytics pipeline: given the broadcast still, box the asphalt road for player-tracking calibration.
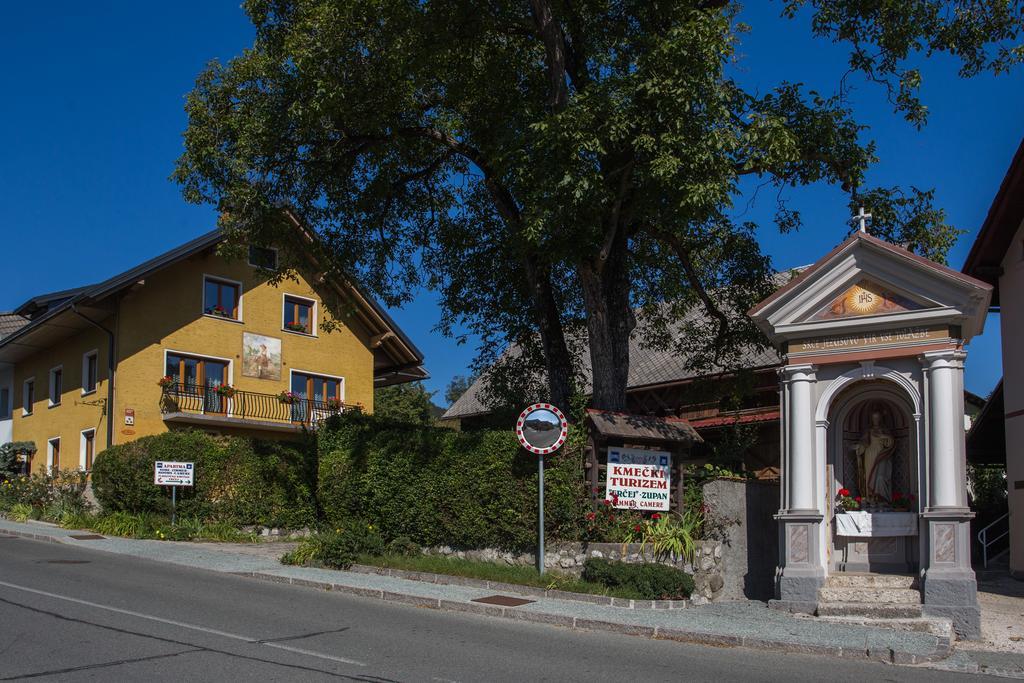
[0,535,994,682]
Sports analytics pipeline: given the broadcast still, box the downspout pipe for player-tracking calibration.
[71,304,115,451]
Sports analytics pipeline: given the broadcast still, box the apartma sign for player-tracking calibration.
[605,447,671,511]
[154,461,194,487]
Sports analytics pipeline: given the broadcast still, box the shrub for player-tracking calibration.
[317,413,590,552]
[0,442,35,478]
[282,530,359,569]
[0,470,90,518]
[91,430,316,528]
[8,503,32,522]
[625,509,702,562]
[581,558,694,600]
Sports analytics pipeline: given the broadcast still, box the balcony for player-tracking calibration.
[159,384,360,433]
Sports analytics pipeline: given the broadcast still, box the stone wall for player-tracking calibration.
[701,477,780,601]
[424,539,726,603]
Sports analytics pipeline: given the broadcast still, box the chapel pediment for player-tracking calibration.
[810,279,932,321]
[748,232,992,348]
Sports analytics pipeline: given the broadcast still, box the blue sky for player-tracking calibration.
[0,3,1019,404]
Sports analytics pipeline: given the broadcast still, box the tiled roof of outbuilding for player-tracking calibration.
[442,303,782,420]
[0,314,28,340]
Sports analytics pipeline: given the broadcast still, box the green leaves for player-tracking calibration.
[175,0,1009,412]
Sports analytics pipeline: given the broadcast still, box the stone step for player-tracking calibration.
[824,573,918,589]
[818,586,921,604]
[811,614,953,639]
[815,602,923,619]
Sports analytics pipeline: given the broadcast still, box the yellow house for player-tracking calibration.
[0,227,426,474]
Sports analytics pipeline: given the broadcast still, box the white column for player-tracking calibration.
[784,364,817,512]
[923,350,966,509]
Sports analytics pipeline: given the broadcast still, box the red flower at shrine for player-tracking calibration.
[854,496,862,503]
[838,488,850,497]
[893,492,903,501]
[634,524,643,532]
[651,513,662,520]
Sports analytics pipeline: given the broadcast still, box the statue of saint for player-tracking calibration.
[852,410,896,502]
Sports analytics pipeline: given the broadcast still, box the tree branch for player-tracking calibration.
[529,0,570,111]
[649,227,732,352]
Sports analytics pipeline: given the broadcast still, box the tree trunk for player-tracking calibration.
[523,259,574,413]
[579,240,634,412]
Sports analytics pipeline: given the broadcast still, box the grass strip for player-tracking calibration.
[353,553,645,600]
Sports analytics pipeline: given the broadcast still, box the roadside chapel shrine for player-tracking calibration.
[748,227,992,638]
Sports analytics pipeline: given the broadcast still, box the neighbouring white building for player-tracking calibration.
[964,138,1024,578]
[0,314,29,445]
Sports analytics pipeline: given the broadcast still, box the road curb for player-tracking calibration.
[235,570,952,665]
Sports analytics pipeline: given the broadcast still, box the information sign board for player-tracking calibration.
[605,447,671,511]
[154,461,194,487]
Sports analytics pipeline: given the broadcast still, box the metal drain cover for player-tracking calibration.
[471,595,535,607]
[69,534,105,540]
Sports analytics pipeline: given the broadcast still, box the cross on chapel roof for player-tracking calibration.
[849,206,872,234]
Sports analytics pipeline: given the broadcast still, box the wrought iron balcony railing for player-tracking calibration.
[159,384,359,427]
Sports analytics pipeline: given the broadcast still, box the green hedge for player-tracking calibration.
[317,413,589,552]
[582,558,694,599]
[91,430,316,528]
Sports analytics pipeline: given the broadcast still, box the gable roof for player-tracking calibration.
[749,231,990,318]
[748,230,992,345]
[442,303,780,421]
[963,137,1024,305]
[0,226,426,382]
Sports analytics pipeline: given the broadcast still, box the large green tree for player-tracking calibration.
[176,0,1021,412]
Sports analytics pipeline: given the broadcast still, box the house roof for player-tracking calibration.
[442,302,780,421]
[963,137,1024,306]
[0,224,426,382]
[0,314,28,340]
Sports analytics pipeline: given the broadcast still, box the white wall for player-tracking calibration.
[1000,219,1024,574]
[0,365,12,445]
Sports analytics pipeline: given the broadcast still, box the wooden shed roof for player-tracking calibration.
[585,409,702,446]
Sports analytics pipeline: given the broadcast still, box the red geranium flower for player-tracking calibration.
[838,488,850,497]
[651,513,662,520]
[893,492,903,500]
[854,496,862,503]
[585,512,596,521]
[634,524,642,532]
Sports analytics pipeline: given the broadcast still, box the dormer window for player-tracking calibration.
[248,245,278,270]
[203,276,241,321]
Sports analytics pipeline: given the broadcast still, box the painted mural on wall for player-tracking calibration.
[814,280,925,320]
[242,332,282,380]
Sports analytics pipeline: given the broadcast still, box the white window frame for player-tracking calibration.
[80,428,96,471]
[281,293,318,337]
[23,377,35,416]
[162,349,235,416]
[48,365,63,407]
[247,245,279,270]
[47,437,60,473]
[201,274,244,323]
[82,349,99,396]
